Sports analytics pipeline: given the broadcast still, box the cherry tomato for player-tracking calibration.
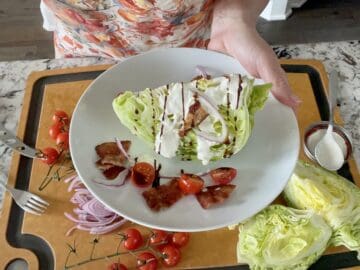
[137,252,158,270]
[49,123,64,140]
[52,110,70,126]
[150,229,169,245]
[122,228,143,250]
[131,162,155,188]
[56,132,69,150]
[108,262,128,270]
[40,147,59,165]
[210,167,237,185]
[178,174,204,195]
[160,245,181,267]
[171,232,190,248]
[150,229,172,251]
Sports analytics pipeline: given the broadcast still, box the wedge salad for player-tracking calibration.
[112,74,270,165]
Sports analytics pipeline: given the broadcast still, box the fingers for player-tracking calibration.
[243,35,301,110]
[262,63,301,110]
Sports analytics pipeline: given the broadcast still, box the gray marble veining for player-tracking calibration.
[0,41,359,205]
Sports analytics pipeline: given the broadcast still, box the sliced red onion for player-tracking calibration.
[115,137,134,165]
[65,176,127,236]
[196,65,208,78]
[89,218,127,234]
[93,168,129,187]
[190,89,228,143]
[64,175,77,184]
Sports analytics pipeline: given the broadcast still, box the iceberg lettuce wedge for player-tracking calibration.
[284,160,360,259]
[237,205,332,270]
[113,74,270,164]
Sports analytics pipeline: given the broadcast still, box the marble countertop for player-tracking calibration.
[0,41,359,203]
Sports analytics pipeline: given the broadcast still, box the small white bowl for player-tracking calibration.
[304,121,353,165]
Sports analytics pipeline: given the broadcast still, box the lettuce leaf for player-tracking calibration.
[284,160,360,259]
[237,205,331,270]
[112,87,166,145]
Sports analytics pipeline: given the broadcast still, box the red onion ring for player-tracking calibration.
[115,137,134,165]
[195,65,208,78]
[64,175,127,236]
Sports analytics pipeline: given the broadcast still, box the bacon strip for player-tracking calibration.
[196,184,236,209]
[142,178,183,212]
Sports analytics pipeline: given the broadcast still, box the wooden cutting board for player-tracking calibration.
[0,59,359,270]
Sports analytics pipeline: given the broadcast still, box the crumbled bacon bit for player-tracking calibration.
[179,101,209,137]
[103,166,126,180]
[196,184,236,209]
[95,141,130,159]
[142,178,183,212]
[95,141,131,179]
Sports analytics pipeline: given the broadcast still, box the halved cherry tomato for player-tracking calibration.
[40,147,59,165]
[108,262,128,270]
[131,162,155,188]
[122,228,143,250]
[137,252,158,270]
[56,132,69,150]
[178,174,204,195]
[160,245,181,267]
[209,167,237,185]
[52,110,70,126]
[171,232,190,248]
[49,123,64,140]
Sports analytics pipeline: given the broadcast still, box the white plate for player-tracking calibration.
[70,48,299,232]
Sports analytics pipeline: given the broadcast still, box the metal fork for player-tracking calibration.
[0,181,49,215]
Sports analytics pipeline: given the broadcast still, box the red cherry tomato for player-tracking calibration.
[123,228,143,250]
[49,123,64,140]
[52,110,70,126]
[160,245,181,267]
[131,162,155,188]
[40,147,59,165]
[137,252,158,270]
[108,262,128,270]
[178,174,204,195]
[150,229,169,245]
[56,132,69,150]
[171,232,190,248]
[209,167,237,185]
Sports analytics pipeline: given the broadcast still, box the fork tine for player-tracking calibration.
[31,194,49,206]
[25,202,45,214]
[29,197,48,209]
[22,205,42,215]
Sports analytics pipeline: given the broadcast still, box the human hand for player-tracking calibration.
[208,0,301,110]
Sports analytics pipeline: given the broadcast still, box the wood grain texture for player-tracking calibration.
[0,61,359,270]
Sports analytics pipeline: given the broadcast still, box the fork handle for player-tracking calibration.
[0,124,41,158]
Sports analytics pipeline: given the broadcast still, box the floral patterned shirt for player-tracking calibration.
[41,0,213,59]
